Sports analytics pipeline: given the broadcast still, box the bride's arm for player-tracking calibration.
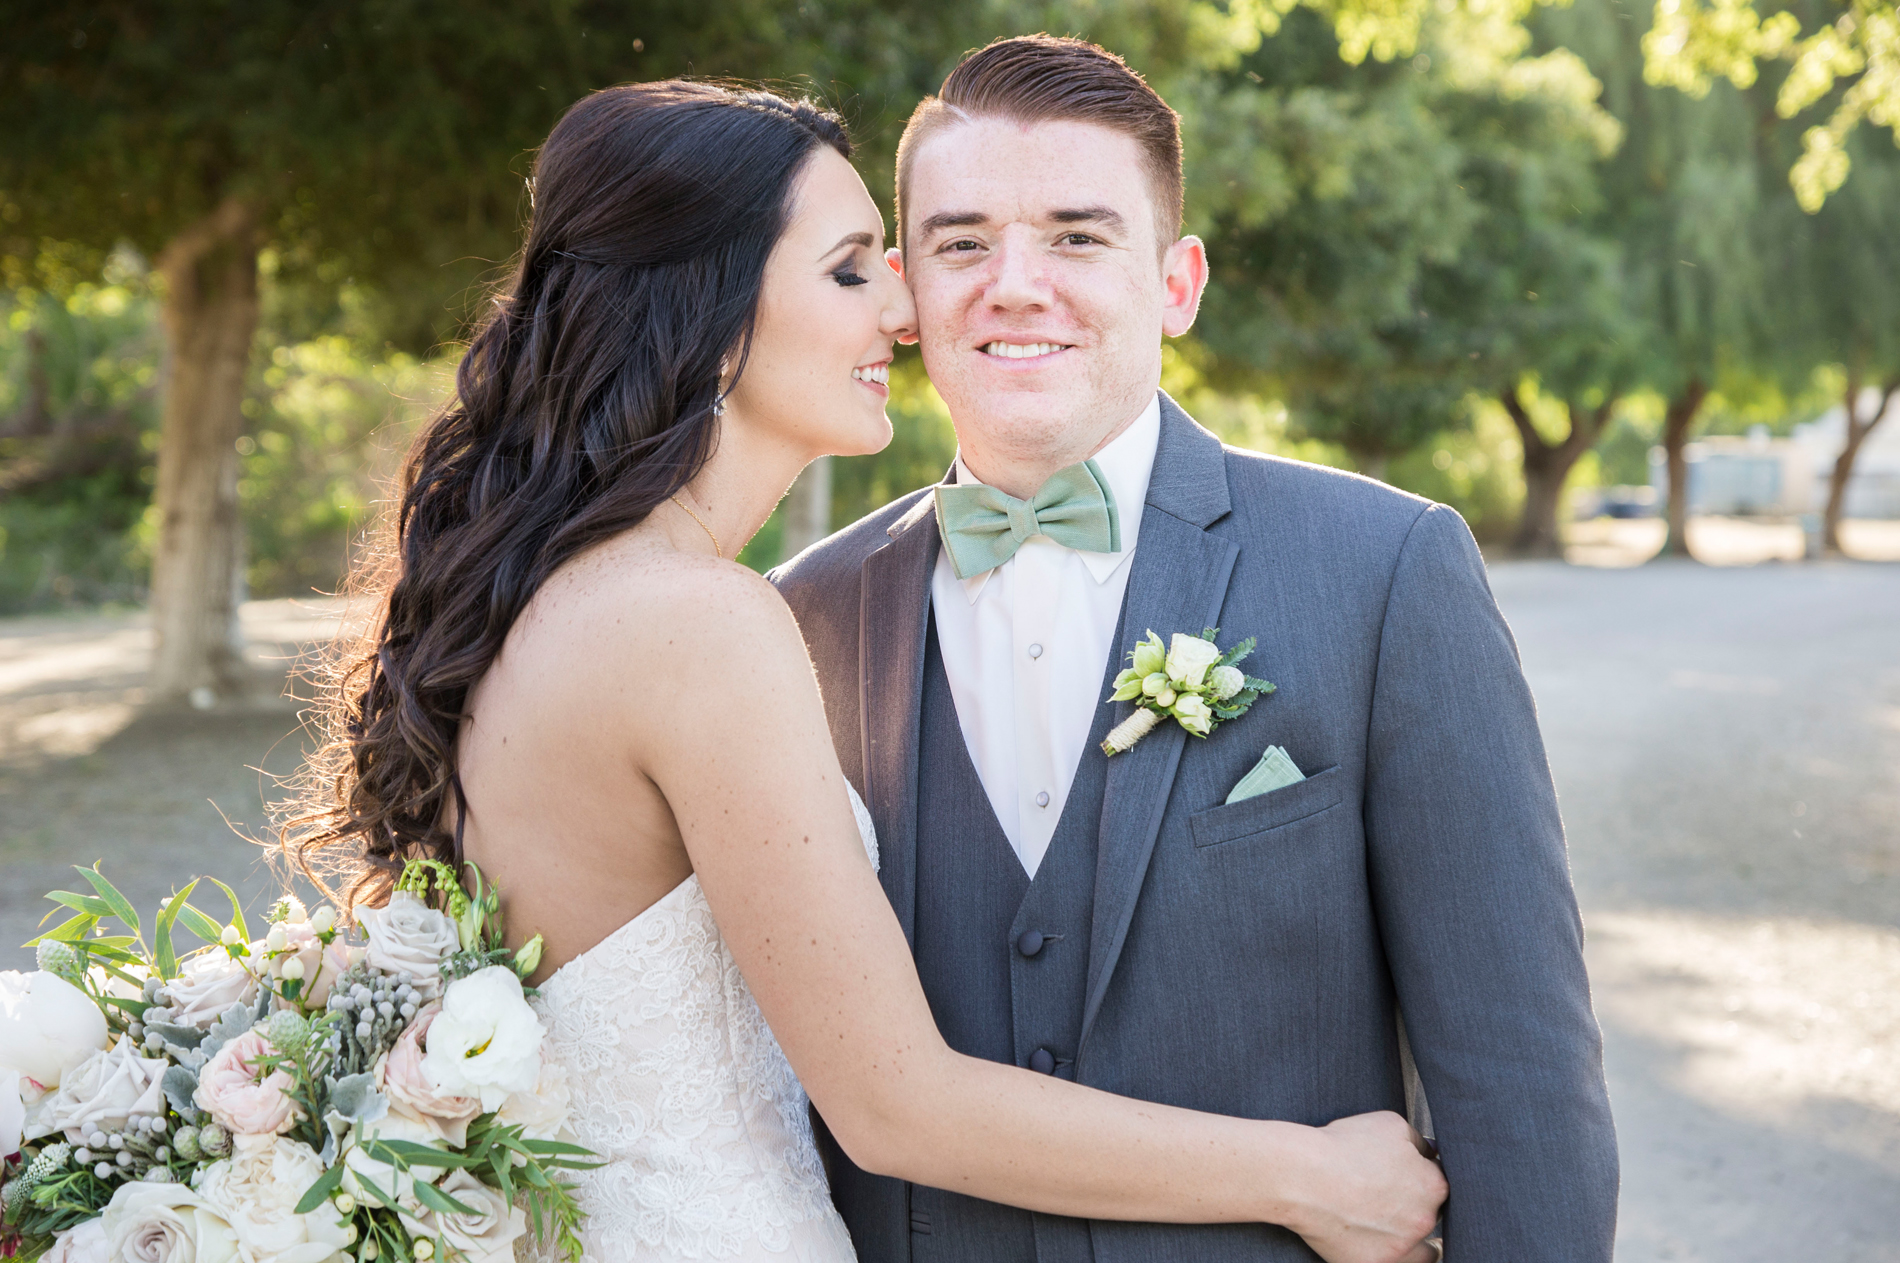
[635,568,1443,1260]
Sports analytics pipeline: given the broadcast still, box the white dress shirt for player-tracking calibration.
[930,395,1162,878]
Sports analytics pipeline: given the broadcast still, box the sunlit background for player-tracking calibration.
[2,2,1896,1258]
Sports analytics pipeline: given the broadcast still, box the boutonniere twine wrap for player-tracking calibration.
[1101,629,1275,755]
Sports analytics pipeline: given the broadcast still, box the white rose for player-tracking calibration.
[100,1180,242,1263]
[355,893,459,997]
[495,1059,570,1141]
[2,1067,23,1157]
[419,967,543,1113]
[198,1135,353,1263]
[48,1036,168,1143]
[0,970,108,1092]
[341,1113,445,1211]
[162,953,259,1030]
[1164,634,1224,690]
[43,1218,110,1263]
[397,1171,525,1263]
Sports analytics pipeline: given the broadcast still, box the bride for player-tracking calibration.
[285,81,1444,1263]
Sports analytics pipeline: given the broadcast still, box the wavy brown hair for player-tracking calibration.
[281,81,849,909]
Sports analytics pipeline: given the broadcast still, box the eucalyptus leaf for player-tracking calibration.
[74,866,142,944]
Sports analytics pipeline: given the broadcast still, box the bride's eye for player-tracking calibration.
[831,268,870,288]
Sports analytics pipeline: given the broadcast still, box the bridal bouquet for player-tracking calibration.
[0,862,594,1263]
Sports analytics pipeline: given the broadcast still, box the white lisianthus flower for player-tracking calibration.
[1171,694,1214,737]
[163,952,258,1029]
[342,1113,447,1211]
[420,967,544,1113]
[397,1170,526,1263]
[1164,634,1224,690]
[43,1218,110,1263]
[198,1135,353,1263]
[0,970,108,1093]
[1,1067,24,1157]
[496,1059,571,1141]
[48,1036,168,1143]
[356,893,460,998]
[100,1179,242,1263]
[1209,664,1246,702]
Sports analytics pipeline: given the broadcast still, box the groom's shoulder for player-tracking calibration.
[768,485,933,608]
[1220,445,1437,542]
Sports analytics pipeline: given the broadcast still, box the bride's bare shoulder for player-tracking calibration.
[521,533,807,668]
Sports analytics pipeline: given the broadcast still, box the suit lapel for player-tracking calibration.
[859,493,940,947]
[1081,396,1238,1053]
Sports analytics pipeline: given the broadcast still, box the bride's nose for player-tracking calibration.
[881,272,918,345]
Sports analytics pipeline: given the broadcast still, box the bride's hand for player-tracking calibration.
[1279,1111,1447,1263]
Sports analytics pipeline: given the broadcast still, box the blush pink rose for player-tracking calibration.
[193,1031,298,1136]
[267,924,352,1010]
[375,1003,480,1147]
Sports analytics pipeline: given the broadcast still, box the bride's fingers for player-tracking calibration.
[1405,1123,1440,1162]
[1398,1239,1444,1263]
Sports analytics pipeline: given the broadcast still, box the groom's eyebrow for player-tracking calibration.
[1050,206,1126,233]
[918,210,989,237]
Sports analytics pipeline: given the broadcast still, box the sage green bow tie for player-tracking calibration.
[932,459,1121,580]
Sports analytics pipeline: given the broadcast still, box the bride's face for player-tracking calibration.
[722,147,916,461]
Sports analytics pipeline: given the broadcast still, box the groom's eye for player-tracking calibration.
[1062,233,1097,246]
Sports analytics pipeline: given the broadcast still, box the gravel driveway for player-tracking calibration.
[2,562,1895,1260]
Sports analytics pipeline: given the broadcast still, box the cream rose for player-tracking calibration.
[100,1180,242,1263]
[197,1135,353,1263]
[397,1171,525,1263]
[43,1217,109,1263]
[1171,693,1214,736]
[495,1059,570,1141]
[0,970,108,1092]
[375,1004,480,1147]
[1165,633,1224,690]
[419,967,543,1113]
[162,953,258,1029]
[47,1037,168,1142]
[266,925,351,1010]
[194,1031,298,1136]
[2,1068,23,1157]
[355,893,459,997]
[341,1113,445,1210]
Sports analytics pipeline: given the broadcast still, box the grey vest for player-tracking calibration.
[901,609,1121,1263]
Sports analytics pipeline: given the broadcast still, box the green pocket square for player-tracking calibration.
[1224,745,1305,805]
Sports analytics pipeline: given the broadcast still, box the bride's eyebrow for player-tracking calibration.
[820,231,877,261]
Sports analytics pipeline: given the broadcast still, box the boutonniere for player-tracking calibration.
[1101,628,1276,755]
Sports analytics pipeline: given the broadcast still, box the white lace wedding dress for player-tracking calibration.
[524,789,875,1261]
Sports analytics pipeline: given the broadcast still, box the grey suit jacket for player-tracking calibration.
[771,395,1618,1259]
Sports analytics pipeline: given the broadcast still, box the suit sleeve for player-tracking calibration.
[1362,504,1619,1260]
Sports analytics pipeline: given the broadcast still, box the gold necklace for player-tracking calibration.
[669,493,724,559]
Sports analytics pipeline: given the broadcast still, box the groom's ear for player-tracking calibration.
[885,247,905,279]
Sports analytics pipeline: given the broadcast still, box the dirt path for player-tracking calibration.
[2,564,1896,1259]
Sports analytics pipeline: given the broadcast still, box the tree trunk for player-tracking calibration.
[778,455,833,564]
[1504,390,1616,559]
[1822,374,1899,555]
[1658,378,1708,559]
[150,200,260,703]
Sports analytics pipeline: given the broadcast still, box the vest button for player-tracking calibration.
[1016,930,1045,957]
[1029,1048,1056,1075]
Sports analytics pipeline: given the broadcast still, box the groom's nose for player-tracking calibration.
[985,228,1056,311]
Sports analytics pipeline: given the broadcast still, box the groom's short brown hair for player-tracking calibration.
[895,35,1184,251]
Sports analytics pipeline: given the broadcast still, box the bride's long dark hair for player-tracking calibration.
[282,81,850,908]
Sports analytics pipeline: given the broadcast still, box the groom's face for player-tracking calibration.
[897,116,1205,485]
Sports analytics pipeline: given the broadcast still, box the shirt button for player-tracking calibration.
[1035,791,1050,808]
[1029,1048,1056,1075]
[1027,643,1043,659]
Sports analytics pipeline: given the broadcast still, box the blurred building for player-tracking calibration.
[1642,389,1900,519]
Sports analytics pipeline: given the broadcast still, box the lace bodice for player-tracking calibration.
[525,788,875,1261]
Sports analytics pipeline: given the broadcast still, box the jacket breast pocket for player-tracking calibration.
[1189,764,1345,849]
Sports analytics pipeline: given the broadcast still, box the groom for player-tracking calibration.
[773,34,1617,1262]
